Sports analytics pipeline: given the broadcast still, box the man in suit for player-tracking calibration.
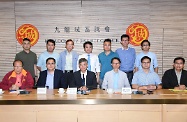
[70,58,97,91]
[36,57,66,89]
[162,57,187,90]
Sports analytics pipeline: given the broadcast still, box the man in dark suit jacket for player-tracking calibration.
[36,57,66,89]
[162,57,187,89]
[70,58,97,90]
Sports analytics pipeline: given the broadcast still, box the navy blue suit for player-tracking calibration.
[70,70,97,90]
[36,69,67,89]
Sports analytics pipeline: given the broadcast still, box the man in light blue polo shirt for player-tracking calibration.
[37,39,59,71]
[116,34,136,87]
[135,40,158,73]
[132,56,162,90]
[98,39,118,88]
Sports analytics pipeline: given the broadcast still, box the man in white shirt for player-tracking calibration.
[77,41,100,83]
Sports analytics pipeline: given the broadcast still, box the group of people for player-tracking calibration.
[0,34,187,91]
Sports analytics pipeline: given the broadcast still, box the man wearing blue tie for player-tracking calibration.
[77,41,100,83]
[71,58,97,91]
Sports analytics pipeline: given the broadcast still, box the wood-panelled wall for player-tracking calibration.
[0,0,187,80]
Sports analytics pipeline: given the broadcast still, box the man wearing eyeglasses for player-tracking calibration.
[102,57,130,91]
[135,40,158,73]
[162,57,187,90]
[36,57,66,89]
[132,56,162,90]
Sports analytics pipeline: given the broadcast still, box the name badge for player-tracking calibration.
[122,87,132,94]
[66,88,77,94]
[37,88,47,94]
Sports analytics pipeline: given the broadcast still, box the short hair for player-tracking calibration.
[104,38,111,43]
[23,38,31,42]
[141,56,151,63]
[141,40,150,47]
[83,41,93,48]
[111,57,121,64]
[173,57,185,64]
[121,34,130,41]
[66,39,74,45]
[46,39,55,46]
[46,57,56,64]
[13,60,23,67]
[79,58,88,64]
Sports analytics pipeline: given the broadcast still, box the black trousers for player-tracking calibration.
[124,71,133,88]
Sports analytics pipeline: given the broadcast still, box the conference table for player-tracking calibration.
[0,89,187,122]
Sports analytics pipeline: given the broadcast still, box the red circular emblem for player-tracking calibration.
[126,23,149,46]
[16,24,39,46]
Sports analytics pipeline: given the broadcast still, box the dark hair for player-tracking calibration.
[173,57,185,64]
[23,38,31,42]
[121,34,130,41]
[83,41,93,48]
[47,39,55,46]
[66,39,74,45]
[46,57,56,64]
[104,38,111,43]
[141,56,151,63]
[13,60,23,67]
[141,40,150,47]
[111,57,121,64]
[79,58,88,64]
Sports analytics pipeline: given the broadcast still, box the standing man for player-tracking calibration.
[77,41,100,83]
[116,34,136,87]
[57,39,79,88]
[70,58,97,90]
[98,39,118,88]
[15,38,37,84]
[132,56,162,90]
[102,57,130,91]
[37,39,59,71]
[162,57,187,90]
[135,40,158,73]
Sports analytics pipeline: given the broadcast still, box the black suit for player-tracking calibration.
[162,69,187,89]
[36,69,67,89]
[70,70,97,90]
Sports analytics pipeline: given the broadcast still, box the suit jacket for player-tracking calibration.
[36,69,66,89]
[70,70,97,90]
[162,69,187,89]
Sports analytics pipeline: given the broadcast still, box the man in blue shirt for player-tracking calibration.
[57,39,79,88]
[98,39,118,88]
[132,56,162,90]
[135,40,158,73]
[116,34,136,87]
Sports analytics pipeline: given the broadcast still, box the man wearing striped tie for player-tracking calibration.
[77,41,100,83]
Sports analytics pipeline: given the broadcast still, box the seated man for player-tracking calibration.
[162,57,187,90]
[70,58,97,91]
[102,57,130,90]
[0,60,34,90]
[132,56,162,90]
[36,57,66,89]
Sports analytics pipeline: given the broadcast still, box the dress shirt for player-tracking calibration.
[116,47,136,72]
[175,70,182,85]
[132,69,161,86]
[45,71,54,89]
[135,51,158,72]
[65,51,73,70]
[77,53,100,73]
[80,71,87,86]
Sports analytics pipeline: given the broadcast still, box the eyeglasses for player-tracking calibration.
[112,63,120,65]
[14,66,22,68]
[47,63,55,65]
[142,45,149,47]
[142,62,150,64]
[174,63,184,65]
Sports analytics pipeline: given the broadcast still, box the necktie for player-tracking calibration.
[82,74,85,86]
[87,54,91,71]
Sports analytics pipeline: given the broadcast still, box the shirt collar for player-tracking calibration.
[122,47,129,50]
